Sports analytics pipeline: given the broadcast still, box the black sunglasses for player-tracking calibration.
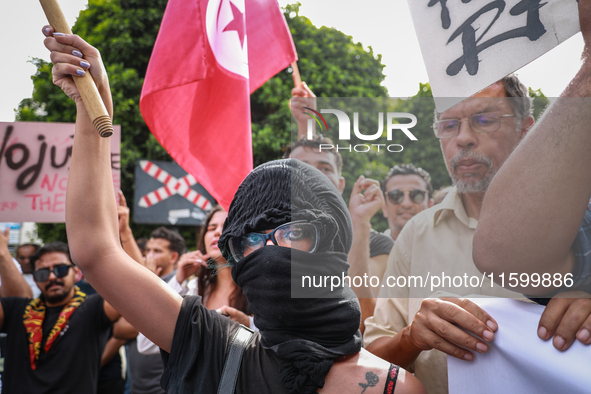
[386,189,427,205]
[33,264,73,282]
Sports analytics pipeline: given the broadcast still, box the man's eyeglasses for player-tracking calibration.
[432,112,515,139]
[228,221,321,263]
[33,264,73,282]
[386,189,426,205]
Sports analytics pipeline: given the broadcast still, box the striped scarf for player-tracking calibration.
[22,286,86,370]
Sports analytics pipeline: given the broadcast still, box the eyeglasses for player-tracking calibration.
[432,112,515,139]
[228,221,321,262]
[386,189,427,205]
[33,264,73,282]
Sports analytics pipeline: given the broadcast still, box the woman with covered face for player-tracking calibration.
[44,27,424,394]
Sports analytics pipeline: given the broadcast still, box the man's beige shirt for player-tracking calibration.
[363,187,520,394]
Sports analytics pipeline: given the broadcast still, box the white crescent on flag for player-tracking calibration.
[206,0,249,79]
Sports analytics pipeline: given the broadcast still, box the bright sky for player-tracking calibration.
[0,0,584,122]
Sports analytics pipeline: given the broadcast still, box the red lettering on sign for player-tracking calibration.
[41,174,59,191]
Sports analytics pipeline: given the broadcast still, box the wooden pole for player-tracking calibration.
[39,0,114,138]
[291,61,302,88]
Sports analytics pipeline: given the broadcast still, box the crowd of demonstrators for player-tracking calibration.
[0,241,120,392]
[6,2,590,392]
[363,71,591,393]
[41,26,426,394]
[381,164,434,242]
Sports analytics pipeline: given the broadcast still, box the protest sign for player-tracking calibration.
[0,121,120,222]
[408,0,579,112]
[134,160,216,225]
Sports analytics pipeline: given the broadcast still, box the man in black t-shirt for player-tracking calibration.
[0,242,120,394]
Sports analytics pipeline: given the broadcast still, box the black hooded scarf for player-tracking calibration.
[218,159,362,394]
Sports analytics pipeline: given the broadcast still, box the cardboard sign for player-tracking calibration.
[0,121,121,223]
[408,0,580,112]
[133,160,216,225]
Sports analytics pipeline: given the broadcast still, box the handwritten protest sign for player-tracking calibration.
[408,0,580,112]
[134,160,216,225]
[0,121,120,223]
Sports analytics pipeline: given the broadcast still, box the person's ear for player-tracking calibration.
[171,252,179,265]
[520,115,534,138]
[338,177,345,194]
[73,266,83,282]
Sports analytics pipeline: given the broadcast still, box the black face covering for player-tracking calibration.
[219,159,362,394]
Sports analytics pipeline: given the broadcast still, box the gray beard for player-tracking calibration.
[452,169,497,194]
[448,150,497,194]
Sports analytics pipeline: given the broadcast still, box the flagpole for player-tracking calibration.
[39,0,114,138]
[291,61,302,88]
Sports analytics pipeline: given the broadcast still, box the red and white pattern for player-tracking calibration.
[138,160,212,210]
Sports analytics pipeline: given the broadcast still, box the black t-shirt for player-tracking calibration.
[0,294,112,394]
[369,229,394,257]
[161,295,288,394]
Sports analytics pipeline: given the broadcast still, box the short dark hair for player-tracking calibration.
[150,227,186,256]
[16,243,41,255]
[382,164,433,198]
[30,242,72,270]
[283,135,343,174]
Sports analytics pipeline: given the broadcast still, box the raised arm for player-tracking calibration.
[43,27,181,352]
[117,190,144,264]
[0,229,33,298]
[347,176,384,333]
[473,1,591,294]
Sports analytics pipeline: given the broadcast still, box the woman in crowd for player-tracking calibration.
[44,26,424,393]
[177,206,251,326]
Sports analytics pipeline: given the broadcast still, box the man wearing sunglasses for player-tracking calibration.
[382,164,434,242]
[0,241,120,393]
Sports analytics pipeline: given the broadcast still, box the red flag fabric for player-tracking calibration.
[140,0,297,211]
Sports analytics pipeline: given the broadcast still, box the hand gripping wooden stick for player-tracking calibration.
[39,0,114,138]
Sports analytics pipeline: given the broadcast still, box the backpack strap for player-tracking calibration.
[218,324,254,394]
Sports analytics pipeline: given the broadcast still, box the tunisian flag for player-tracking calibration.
[140,0,297,210]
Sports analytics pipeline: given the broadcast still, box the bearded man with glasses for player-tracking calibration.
[364,76,552,394]
[0,241,121,393]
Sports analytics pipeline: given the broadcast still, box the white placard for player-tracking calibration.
[408,0,580,112]
[448,298,591,393]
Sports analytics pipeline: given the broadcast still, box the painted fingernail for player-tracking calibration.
[76,69,86,77]
[80,60,90,69]
[53,32,65,37]
[44,27,51,35]
[482,330,494,341]
[577,328,590,342]
[486,320,497,331]
[476,343,487,352]
[464,353,473,361]
[538,326,548,339]
[73,50,83,58]
[553,335,565,350]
